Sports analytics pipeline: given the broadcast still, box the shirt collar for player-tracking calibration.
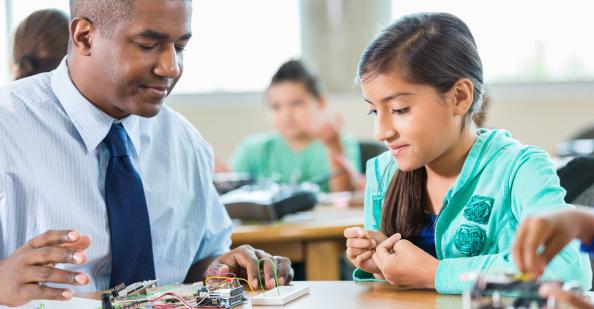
[51,58,142,157]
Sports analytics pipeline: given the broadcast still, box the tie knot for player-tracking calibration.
[104,123,130,157]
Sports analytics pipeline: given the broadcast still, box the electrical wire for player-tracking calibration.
[257,258,281,296]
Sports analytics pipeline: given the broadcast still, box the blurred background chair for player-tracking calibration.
[358,140,386,174]
[558,155,594,207]
[557,154,594,290]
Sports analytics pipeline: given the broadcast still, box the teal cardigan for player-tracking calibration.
[354,129,592,294]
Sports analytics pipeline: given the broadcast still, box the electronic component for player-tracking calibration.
[101,292,114,309]
[198,286,244,308]
[251,285,309,306]
[221,181,319,221]
[103,258,302,308]
[463,272,583,309]
[104,280,246,308]
[111,280,158,298]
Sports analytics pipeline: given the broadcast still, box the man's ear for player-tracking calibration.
[70,17,95,56]
[448,78,474,116]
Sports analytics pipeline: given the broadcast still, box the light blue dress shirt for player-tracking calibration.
[0,59,232,292]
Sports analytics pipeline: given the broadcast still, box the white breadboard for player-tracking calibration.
[251,285,309,306]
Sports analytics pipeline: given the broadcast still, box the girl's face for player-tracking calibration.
[361,73,465,171]
[267,81,322,140]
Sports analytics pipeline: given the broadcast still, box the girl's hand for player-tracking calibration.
[373,234,438,289]
[512,209,589,280]
[344,227,387,274]
[305,112,342,149]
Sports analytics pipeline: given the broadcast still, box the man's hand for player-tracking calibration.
[204,245,293,290]
[0,230,91,307]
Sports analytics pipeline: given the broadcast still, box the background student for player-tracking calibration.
[230,59,362,192]
[11,9,69,80]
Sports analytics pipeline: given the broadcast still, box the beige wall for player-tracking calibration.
[168,86,594,162]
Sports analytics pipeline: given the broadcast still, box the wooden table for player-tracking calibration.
[240,281,463,309]
[231,205,363,280]
[79,281,463,309]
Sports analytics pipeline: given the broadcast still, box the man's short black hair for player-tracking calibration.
[69,0,135,37]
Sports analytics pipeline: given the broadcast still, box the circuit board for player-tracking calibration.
[101,278,246,309]
[463,273,582,309]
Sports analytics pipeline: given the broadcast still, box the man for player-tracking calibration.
[0,0,292,306]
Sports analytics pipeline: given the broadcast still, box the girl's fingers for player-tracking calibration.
[355,250,373,266]
[346,247,369,260]
[346,238,376,249]
[344,227,369,239]
[378,233,402,250]
[368,231,388,244]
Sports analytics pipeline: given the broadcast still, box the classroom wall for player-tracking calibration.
[167,85,594,161]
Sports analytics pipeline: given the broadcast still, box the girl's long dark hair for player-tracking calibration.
[358,13,485,238]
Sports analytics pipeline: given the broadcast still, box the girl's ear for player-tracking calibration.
[448,78,474,116]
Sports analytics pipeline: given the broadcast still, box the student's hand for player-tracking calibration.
[539,282,594,309]
[204,245,293,290]
[334,153,366,191]
[512,209,590,280]
[214,157,230,173]
[0,230,91,307]
[305,112,342,150]
[372,234,438,289]
[344,227,386,274]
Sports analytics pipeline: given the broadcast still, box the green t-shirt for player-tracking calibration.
[230,132,361,192]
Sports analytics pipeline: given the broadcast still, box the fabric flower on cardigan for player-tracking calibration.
[454,224,486,256]
[463,195,494,224]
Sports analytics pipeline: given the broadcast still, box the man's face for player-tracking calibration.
[90,0,192,118]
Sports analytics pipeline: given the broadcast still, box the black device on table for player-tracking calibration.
[220,181,319,222]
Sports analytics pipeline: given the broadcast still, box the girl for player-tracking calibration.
[344,12,591,294]
[230,60,362,192]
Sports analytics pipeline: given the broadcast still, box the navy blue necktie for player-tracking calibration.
[104,123,156,287]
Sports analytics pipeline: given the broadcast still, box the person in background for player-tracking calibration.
[11,9,69,80]
[230,60,363,192]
